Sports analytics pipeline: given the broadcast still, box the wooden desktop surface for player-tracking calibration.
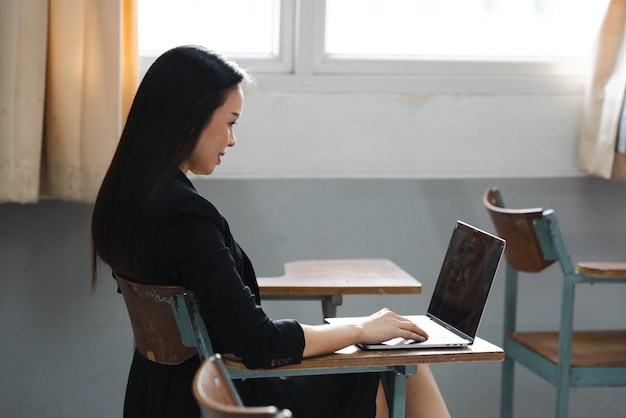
[257,258,422,296]
[223,336,503,373]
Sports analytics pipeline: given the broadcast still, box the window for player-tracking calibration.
[138,0,610,93]
[325,0,607,59]
[138,0,292,72]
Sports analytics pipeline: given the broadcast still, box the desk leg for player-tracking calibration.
[321,295,343,318]
[382,366,416,418]
[383,371,406,418]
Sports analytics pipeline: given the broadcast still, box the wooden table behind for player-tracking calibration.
[257,259,422,317]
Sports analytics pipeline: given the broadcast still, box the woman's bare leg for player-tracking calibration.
[375,381,389,418]
[375,364,449,418]
[405,364,450,418]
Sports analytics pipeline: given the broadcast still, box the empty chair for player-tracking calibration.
[483,187,626,418]
[193,354,293,418]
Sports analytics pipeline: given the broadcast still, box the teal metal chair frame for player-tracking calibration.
[484,187,626,418]
[170,291,416,418]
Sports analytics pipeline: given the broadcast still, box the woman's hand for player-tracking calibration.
[358,308,428,344]
[301,308,428,358]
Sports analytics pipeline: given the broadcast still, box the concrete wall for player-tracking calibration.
[1,176,625,417]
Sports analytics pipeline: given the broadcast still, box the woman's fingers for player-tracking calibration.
[361,309,429,343]
[378,309,429,338]
[396,315,429,339]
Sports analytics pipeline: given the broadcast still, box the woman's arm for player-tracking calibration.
[301,308,428,358]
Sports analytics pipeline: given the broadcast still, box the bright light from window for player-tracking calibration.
[138,0,279,57]
[325,0,610,59]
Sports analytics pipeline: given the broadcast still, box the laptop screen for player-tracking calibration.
[427,221,505,340]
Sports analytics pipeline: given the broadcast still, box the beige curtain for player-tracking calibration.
[0,0,137,203]
[579,0,626,180]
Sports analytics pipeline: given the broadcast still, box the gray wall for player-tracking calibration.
[1,176,625,417]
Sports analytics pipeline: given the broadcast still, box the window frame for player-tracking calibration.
[139,0,596,94]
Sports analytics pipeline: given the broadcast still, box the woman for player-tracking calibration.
[91,45,450,418]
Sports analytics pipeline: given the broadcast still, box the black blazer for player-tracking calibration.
[124,172,379,418]
[139,171,305,369]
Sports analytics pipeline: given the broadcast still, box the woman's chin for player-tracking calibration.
[189,166,217,176]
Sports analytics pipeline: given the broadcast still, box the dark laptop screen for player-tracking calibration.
[427,221,505,339]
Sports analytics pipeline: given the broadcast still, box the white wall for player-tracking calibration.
[216,90,584,179]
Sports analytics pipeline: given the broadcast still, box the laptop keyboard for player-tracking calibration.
[412,317,469,344]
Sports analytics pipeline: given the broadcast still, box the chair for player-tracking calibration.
[116,275,197,365]
[193,354,293,418]
[483,187,626,418]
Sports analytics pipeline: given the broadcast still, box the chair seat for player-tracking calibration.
[577,262,626,278]
[509,330,626,367]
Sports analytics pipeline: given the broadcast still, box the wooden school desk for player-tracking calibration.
[257,258,423,318]
[222,336,504,418]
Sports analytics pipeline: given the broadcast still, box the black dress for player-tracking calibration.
[122,171,379,418]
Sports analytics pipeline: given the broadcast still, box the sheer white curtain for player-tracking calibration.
[0,0,137,203]
[579,0,626,180]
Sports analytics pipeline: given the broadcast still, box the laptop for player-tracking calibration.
[326,221,505,349]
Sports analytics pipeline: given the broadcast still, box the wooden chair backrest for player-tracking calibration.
[193,355,292,418]
[116,275,197,365]
[483,188,556,273]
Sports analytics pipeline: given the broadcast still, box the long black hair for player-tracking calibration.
[91,46,251,287]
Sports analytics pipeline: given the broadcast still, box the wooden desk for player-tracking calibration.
[258,259,422,317]
[172,287,501,418]
[223,337,504,417]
